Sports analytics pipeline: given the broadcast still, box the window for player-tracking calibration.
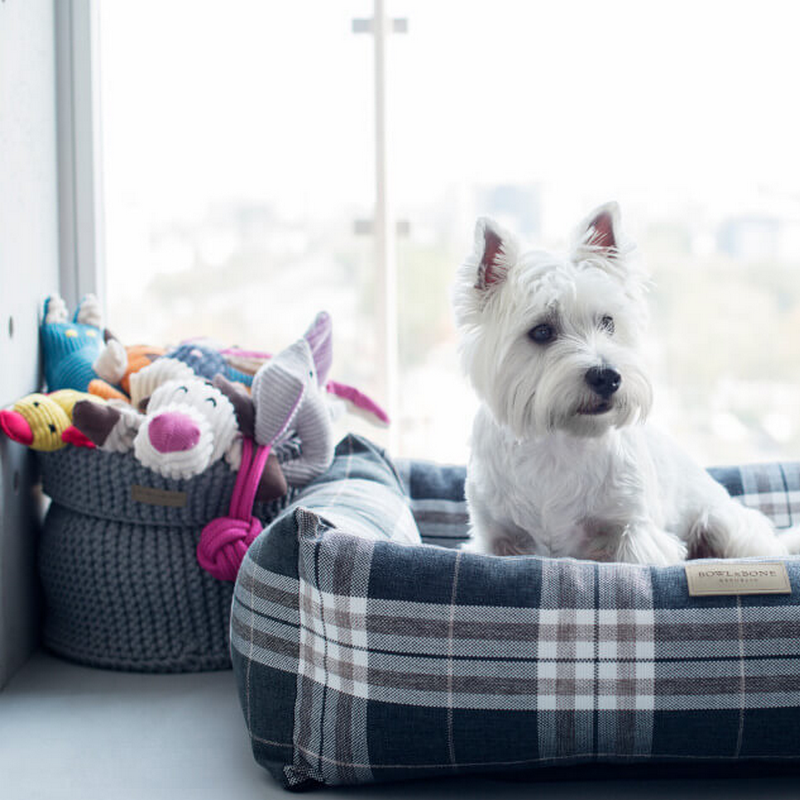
[100,0,800,464]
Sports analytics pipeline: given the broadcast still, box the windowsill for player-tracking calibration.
[1,652,799,800]
[0,651,274,799]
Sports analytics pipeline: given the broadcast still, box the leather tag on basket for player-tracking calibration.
[685,561,791,596]
[131,484,188,508]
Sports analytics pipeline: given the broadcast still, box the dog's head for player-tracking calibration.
[133,378,239,479]
[453,202,652,439]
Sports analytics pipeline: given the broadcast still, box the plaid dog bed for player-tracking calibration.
[231,437,800,789]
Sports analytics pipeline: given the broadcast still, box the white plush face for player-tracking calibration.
[453,203,653,439]
[133,379,238,479]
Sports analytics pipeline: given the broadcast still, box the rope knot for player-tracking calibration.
[197,515,263,582]
[196,439,272,581]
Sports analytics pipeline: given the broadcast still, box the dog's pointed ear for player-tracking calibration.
[454,217,520,327]
[573,202,623,262]
[473,217,519,291]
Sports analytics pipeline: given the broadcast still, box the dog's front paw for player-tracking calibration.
[615,525,687,566]
[650,536,688,566]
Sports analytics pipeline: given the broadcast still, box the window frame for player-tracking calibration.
[55,0,106,310]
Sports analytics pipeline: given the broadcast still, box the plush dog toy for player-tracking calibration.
[74,378,236,473]
[0,390,100,451]
[133,379,240,479]
[72,377,287,500]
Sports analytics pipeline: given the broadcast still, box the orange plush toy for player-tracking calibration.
[89,341,166,404]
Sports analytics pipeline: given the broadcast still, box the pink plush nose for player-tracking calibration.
[148,412,201,453]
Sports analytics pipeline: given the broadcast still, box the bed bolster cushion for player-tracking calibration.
[231,441,800,788]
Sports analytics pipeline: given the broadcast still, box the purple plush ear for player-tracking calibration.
[326,380,390,427]
[303,311,333,386]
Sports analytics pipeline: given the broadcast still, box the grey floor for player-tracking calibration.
[1,652,799,800]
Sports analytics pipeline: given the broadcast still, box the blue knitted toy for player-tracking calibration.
[164,342,254,387]
[40,295,107,392]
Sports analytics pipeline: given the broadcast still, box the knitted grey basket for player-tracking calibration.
[37,443,299,673]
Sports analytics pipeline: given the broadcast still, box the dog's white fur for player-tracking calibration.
[454,202,792,565]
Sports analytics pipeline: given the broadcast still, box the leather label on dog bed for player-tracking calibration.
[131,485,188,508]
[685,562,791,596]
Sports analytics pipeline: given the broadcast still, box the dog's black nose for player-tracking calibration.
[585,366,621,398]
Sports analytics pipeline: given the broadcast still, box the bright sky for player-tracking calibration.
[100,0,800,231]
[98,1,800,463]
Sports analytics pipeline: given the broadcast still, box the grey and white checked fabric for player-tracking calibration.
[394,458,468,547]
[232,440,800,789]
[731,462,800,528]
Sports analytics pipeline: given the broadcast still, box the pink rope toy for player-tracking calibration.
[197,438,271,581]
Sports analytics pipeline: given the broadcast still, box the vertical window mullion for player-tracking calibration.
[372,0,399,453]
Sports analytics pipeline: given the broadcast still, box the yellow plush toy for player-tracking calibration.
[0,390,99,451]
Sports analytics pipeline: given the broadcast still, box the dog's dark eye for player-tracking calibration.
[600,316,615,335]
[528,324,555,344]
[205,397,217,407]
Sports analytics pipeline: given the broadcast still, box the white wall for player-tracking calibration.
[0,0,61,688]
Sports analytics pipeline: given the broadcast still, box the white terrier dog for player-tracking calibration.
[454,202,790,565]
